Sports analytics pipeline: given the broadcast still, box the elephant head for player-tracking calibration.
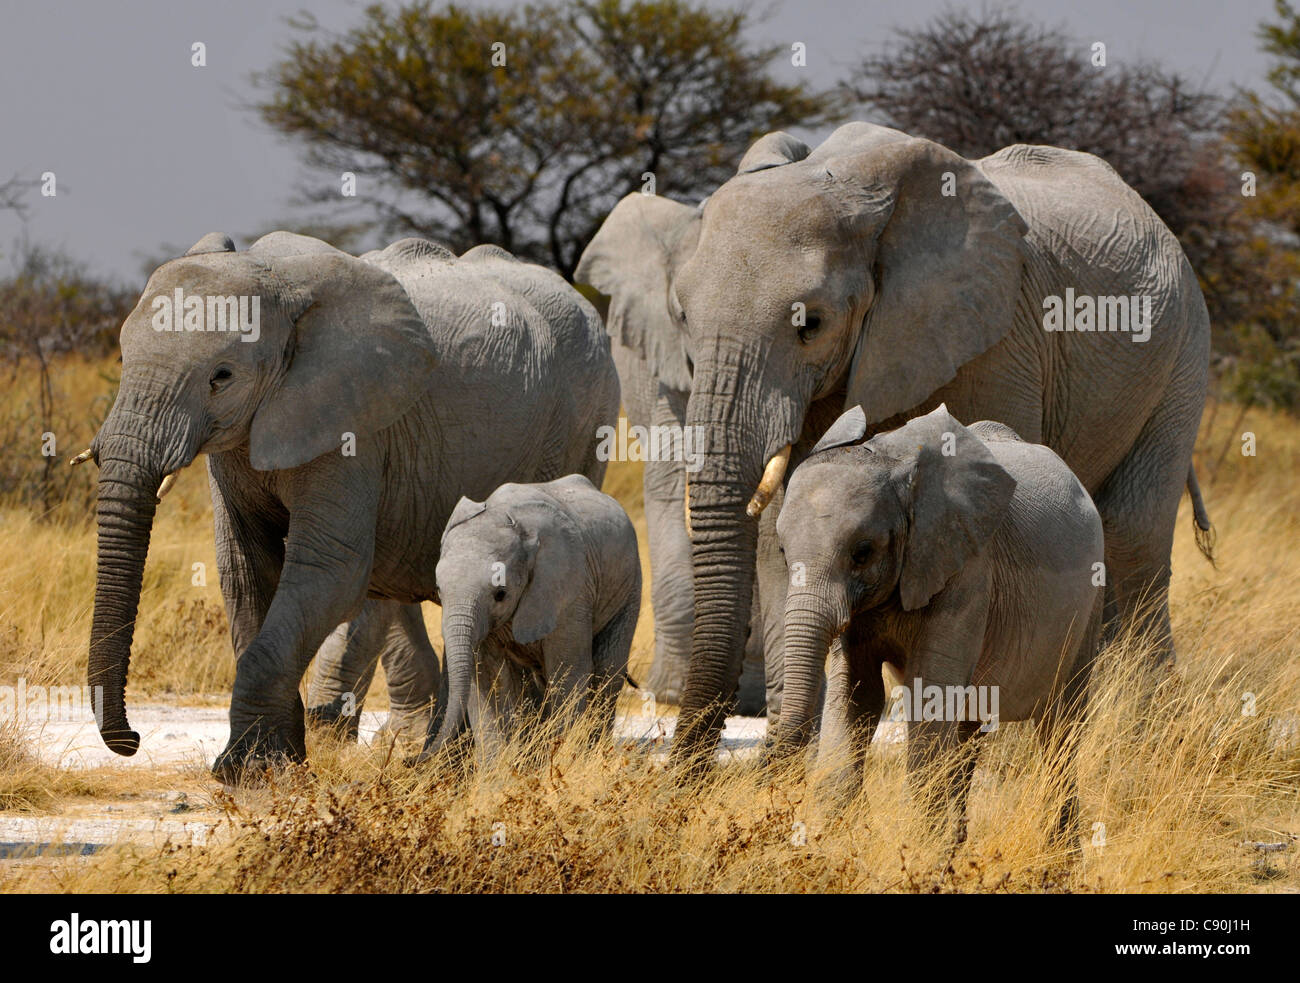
[86,231,438,755]
[425,491,583,754]
[665,122,1028,758]
[771,405,1016,750]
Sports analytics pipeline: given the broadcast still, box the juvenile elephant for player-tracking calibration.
[661,123,1212,761]
[576,192,766,715]
[773,406,1104,839]
[417,475,641,763]
[82,232,619,782]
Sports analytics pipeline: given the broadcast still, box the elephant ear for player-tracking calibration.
[511,505,585,645]
[185,232,236,256]
[820,124,1028,425]
[736,131,811,173]
[870,405,1017,611]
[574,193,699,392]
[811,405,869,454]
[442,496,487,542]
[247,247,438,471]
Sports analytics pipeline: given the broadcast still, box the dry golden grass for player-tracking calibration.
[0,354,1296,892]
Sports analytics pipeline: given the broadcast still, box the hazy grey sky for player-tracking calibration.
[0,0,1281,284]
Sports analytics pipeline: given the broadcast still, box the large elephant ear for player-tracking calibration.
[511,504,585,645]
[574,193,699,392]
[869,405,1017,611]
[247,247,438,472]
[736,130,811,173]
[820,124,1028,425]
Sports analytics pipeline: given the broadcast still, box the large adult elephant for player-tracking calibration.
[664,123,1213,760]
[575,192,767,715]
[81,231,619,781]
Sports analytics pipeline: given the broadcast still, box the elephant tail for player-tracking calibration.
[1187,464,1217,567]
[623,670,641,690]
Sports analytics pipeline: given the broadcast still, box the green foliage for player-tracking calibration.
[256,0,843,277]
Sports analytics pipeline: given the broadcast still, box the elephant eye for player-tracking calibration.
[798,315,821,344]
[209,366,233,390]
[494,587,508,603]
[851,541,872,565]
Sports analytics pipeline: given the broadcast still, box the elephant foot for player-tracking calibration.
[305,698,361,741]
[379,707,434,745]
[212,713,307,786]
[644,665,687,708]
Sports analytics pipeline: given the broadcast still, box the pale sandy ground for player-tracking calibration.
[1,705,910,860]
[0,706,765,859]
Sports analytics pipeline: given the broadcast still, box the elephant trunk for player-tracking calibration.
[773,590,843,753]
[670,337,805,765]
[426,602,487,754]
[88,452,160,755]
[88,374,198,755]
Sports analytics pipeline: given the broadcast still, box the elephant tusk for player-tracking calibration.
[684,479,693,540]
[69,447,93,466]
[745,444,792,518]
[155,472,178,503]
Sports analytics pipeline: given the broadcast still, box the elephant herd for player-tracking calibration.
[79,123,1212,835]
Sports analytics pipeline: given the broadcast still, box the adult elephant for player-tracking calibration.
[575,192,767,715]
[80,231,620,782]
[665,123,1212,760]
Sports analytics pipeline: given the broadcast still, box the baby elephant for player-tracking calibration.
[416,475,641,764]
[773,404,1103,841]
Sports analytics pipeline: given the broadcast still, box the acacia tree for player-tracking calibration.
[846,8,1225,242]
[257,0,841,277]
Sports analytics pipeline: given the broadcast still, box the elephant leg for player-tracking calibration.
[540,618,595,733]
[212,466,379,782]
[817,622,887,802]
[592,598,639,736]
[907,717,982,844]
[734,578,767,716]
[1093,380,1204,668]
[305,600,390,740]
[643,386,694,705]
[209,461,283,660]
[1038,594,1102,844]
[377,602,441,742]
[470,644,528,767]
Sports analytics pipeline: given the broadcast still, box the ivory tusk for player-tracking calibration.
[69,447,93,466]
[684,480,692,540]
[156,472,178,503]
[745,444,791,518]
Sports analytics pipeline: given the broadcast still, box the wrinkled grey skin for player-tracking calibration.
[304,599,439,742]
[775,406,1104,840]
[575,194,766,715]
[85,231,619,782]
[659,123,1210,761]
[417,475,641,764]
